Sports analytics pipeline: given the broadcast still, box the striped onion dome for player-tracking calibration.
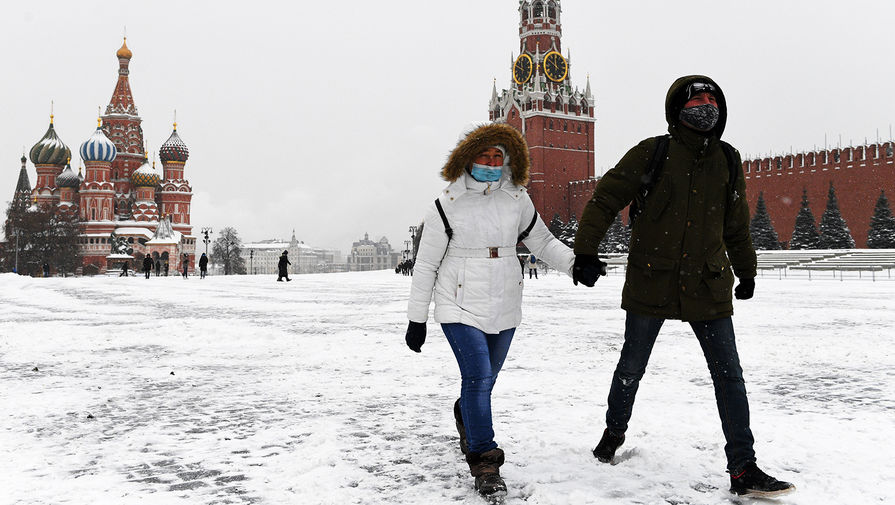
[159,125,189,162]
[131,157,160,187]
[29,121,71,165]
[56,162,81,189]
[79,124,117,163]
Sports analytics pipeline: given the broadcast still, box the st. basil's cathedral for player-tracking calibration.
[14,38,196,273]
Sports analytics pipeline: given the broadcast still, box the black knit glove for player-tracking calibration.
[572,254,608,287]
[734,278,755,300]
[405,321,426,352]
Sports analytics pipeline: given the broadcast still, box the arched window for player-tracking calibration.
[548,1,557,19]
[92,208,96,220]
[833,150,840,162]
[581,102,588,115]
[563,121,568,132]
[887,144,893,157]
[521,3,529,23]
[568,99,578,114]
[533,1,544,17]
[549,119,554,130]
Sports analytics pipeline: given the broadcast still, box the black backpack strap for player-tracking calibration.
[517,205,538,243]
[628,134,671,224]
[719,140,741,202]
[434,198,453,241]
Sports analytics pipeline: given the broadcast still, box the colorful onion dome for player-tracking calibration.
[159,124,189,162]
[29,119,71,165]
[56,162,81,189]
[79,119,117,163]
[131,157,160,187]
[117,37,132,59]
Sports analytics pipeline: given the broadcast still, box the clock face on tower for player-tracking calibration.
[543,51,568,82]
[513,54,533,84]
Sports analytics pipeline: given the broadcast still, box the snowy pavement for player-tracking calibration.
[1,270,893,505]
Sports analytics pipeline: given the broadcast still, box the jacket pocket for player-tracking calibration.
[647,177,672,221]
[624,253,676,307]
[455,263,466,305]
[703,251,734,301]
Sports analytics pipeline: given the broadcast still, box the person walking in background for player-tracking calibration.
[199,252,208,279]
[405,123,580,500]
[42,262,50,277]
[277,250,291,282]
[120,261,130,277]
[572,75,794,498]
[142,255,153,279]
[181,253,189,279]
[154,258,161,277]
[527,253,538,279]
[163,260,169,277]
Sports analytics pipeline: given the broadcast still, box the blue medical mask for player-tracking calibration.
[470,163,503,182]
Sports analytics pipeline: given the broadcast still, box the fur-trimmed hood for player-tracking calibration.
[441,123,530,186]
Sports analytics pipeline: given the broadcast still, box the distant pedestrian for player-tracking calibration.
[277,250,291,282]
[164,260,169,276]
[199,253,208,279]
[154,259,161,277]
[42,262,50,277]
[142,255,153,279]
[181,253,190,279]
[120,261,130,277]
[528,254,538,279]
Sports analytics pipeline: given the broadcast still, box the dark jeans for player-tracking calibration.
[605,311,756,471]
[442,323,515,454]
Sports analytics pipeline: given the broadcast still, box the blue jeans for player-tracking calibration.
[442,323,515,454]
[605,312,756,471]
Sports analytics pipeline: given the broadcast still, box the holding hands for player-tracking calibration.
[572,254,608,287]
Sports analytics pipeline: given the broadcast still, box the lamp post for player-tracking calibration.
[250,249,254,275]
[14,228,20,274]
[201,227,212,257]
[407,225,419,261]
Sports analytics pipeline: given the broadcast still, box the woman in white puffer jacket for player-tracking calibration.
[404,123,576,499]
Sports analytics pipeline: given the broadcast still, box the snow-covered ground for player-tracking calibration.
[1,270,893,505]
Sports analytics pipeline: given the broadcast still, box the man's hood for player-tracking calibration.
[441,122,530,186]
[665,75,727,138]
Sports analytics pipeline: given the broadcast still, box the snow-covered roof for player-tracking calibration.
[114,227,154,239]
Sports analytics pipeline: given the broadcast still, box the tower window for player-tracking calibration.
[548,1,556,19]
[563,122,567,132]
[533,1,543,17]
[833,150,840,162]
[887,144,893,157]
[549,120,554,130]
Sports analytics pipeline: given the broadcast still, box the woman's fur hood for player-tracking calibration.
[441,123,530,186]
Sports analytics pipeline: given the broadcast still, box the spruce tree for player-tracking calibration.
[749,192,781,250]
[599,213,630,254]
[789,188,820,249]
[560,214,578,248]
[211,227,247,275]
[548,213,564,241]
[818,182,855,249]
[867,190,895,248]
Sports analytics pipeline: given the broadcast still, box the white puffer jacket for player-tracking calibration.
[407,171,574,333]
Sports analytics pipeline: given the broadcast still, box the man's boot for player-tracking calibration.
[453,399,468,454]
[729,462,795,497]
[593,428,625,463]
[466,448,507,499]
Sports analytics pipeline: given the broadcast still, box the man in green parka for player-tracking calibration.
[572,75,794,498]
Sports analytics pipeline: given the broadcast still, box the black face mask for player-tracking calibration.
[679,104,719,132]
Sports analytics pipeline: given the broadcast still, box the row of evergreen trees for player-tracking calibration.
[546,182,895,253]
[1,197,81,276]
[751,183,895,250]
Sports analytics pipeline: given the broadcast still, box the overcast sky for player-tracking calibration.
[2,0,894,251]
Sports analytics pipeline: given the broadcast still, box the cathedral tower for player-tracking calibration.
[157,122,192,236]
[29,116,70,207]
[490,0,595,222]
[102,37,145,220]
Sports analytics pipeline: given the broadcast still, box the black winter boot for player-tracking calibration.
[593,428,625,463]
[466,448,507,499]
[453,398,468,454]
[729,462,795,498]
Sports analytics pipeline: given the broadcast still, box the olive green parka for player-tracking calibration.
[574,75,756,321]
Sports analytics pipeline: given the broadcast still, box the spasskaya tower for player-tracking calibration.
[489,0,596,222]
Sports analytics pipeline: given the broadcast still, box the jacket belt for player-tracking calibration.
[446,246,517,259]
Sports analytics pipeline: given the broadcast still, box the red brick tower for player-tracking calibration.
[78,117,118,266]
[29,115,71,207]
[101,37,145,220]
[490,0,595,221]
[131,156,161,222]
[157,122,192,236]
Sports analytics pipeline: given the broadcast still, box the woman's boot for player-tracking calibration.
[466,448,507,499]
[453,398,468,454]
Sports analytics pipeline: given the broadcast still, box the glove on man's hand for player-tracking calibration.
[405,321,426,352]
[734,277,755,300]
[572,254,608,287]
